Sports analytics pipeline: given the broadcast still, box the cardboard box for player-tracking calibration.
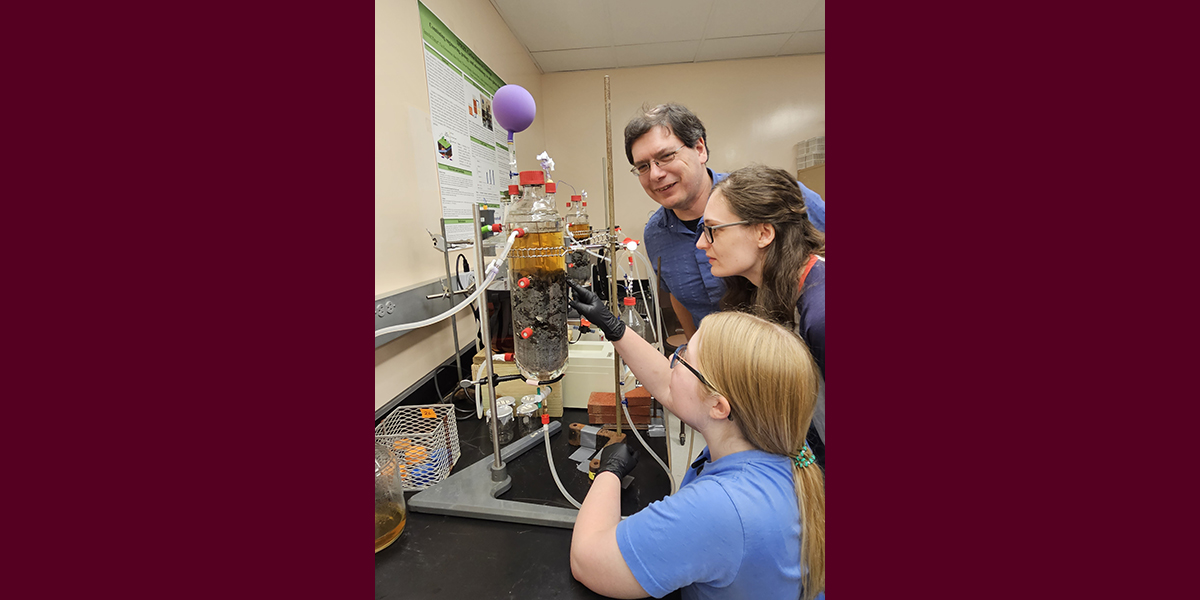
[587,389,654,428]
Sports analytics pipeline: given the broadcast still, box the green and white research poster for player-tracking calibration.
[419,2,511,241]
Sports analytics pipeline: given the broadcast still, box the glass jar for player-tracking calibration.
[515,401,541,437]
[486,404,516,445]
[375,441,407,553]
[506,170,569,382]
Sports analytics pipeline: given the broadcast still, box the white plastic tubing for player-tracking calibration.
[373,231,519,339]
[621,367,677,494]
[544,423,584,508]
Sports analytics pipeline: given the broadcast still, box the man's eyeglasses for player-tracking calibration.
[671,343,714,390]
[630,144,686,177]
[702,221,749,244]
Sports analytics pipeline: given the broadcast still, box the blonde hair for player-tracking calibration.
[695,311,825,600]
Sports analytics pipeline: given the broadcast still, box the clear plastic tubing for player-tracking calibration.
[623,396,676,495]
[373,230,519,338]
[543,423,583,508]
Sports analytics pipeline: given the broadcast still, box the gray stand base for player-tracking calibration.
[407,420,580,529]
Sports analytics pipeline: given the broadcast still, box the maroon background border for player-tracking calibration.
[10,1,1188,598]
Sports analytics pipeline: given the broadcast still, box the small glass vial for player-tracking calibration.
[486,404,516,445]
[515,402,540,437]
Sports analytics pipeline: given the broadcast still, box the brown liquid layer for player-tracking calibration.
[375,503,407,553]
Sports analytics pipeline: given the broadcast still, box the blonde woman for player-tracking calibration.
[569,283,825,600]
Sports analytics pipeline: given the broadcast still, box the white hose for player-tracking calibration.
[374,231,519,338]
[544,423,583,508]
[628,249,666,353]
[622,401,675,494]
[474,362,489,419]
[620,368,676,494]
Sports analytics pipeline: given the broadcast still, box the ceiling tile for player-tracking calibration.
[778,30,825,55]
[799,0,824,31]
[530,46,619,73]
[613,40,701,68]
[491,0,613,52]
[694,34,791,63]
[607,0,714,46]
[704,0,820,38]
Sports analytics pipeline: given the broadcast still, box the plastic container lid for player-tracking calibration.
[545,182,556,193]
[571,195,582,202]
[623,297,637,306]
[508,185,520,195]
[486,404,514,420]
[519,171,545,185]
[516,403,538,417]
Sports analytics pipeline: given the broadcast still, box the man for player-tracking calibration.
[625,103,826,339]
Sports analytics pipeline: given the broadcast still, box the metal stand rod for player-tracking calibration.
[604,74,623,437]
[440,218,463,385]
[472,204,505,479]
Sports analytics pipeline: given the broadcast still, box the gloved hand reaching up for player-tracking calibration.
[568,280,626,341]
[596,442,639,481]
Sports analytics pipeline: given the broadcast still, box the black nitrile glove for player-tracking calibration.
[568,280,626,341]
[596,442,639,481]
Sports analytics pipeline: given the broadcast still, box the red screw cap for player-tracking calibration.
[514,227,527,238]
[508,185,520,195]
[517,277,531,289]
[571,195,582,202]
[545,182,556,193]
[503,352,514,361]
[580,318,591,327]
[520,327,533,339]
[623,297,637,306]
[541,414,550,425]
[519,171,545,185]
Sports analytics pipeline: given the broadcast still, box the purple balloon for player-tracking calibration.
[493,85,536,133]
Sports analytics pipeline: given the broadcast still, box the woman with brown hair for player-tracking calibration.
[697,164,825,464]
[567,289,826,600]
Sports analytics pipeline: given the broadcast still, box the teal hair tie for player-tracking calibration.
[792,441,816,469]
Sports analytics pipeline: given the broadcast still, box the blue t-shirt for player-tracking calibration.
[616,447,823,600]
[644,169,826,326]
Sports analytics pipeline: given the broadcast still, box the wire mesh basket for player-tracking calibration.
[375,404,460,490]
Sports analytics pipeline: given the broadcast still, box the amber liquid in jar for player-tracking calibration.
[509,229,568,381]
[568,223,590,243]
[375,501,407,553]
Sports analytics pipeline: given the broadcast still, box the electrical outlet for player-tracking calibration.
[376,303,386,318]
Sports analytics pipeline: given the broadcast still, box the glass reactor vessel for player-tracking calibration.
[505,170,569,382]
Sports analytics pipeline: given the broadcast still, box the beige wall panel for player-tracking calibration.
[375,0,546,409]
[797,165,825,201]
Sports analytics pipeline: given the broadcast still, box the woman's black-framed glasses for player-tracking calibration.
[671,343,714,390]
[702,221,749,244]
